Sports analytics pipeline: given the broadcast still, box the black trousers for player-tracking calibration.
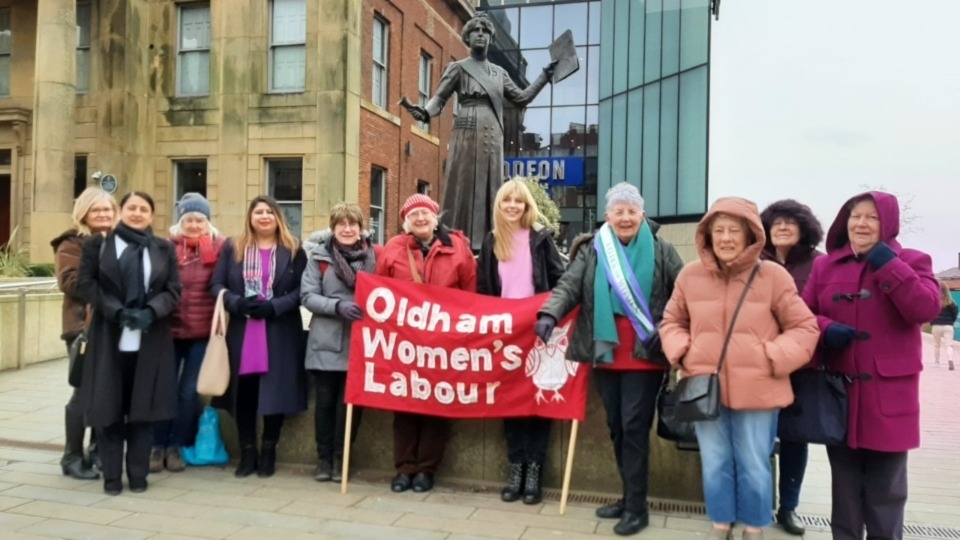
[313,371,362,462]
[827,445,908,540]
[595,369,662,514]
[235,375,285,446]
[503,417,551,464]
[393,412,450,476]
[96,352,152,483]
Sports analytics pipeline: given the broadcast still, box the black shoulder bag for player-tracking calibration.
[662,261,761,424]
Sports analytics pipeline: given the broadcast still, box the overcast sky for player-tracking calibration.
[709,0,960,272]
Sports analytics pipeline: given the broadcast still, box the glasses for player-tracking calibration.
[88,207,114,215]
[848,214,879,223]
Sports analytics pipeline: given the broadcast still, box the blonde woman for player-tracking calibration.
[51,187,118,480]
[931,281,958,370]
[477,179,564,504]
[210,195,308,478]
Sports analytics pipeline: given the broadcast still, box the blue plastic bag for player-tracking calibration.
[182,406,230,466]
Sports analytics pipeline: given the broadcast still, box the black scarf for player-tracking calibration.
[329,237,368,290]
[114,222,153,310]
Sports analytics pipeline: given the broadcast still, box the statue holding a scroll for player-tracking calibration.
[403,14,574,250]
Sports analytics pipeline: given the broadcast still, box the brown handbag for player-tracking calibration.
[197,290,230,397]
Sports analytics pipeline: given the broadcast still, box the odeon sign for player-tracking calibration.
[502,156,584,186]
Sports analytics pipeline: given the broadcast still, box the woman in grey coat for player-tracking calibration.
[301,203,377,482]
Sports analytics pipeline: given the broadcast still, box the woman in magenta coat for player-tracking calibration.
[803,191,940,540]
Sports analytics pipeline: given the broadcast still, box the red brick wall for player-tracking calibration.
[359,0,468,241]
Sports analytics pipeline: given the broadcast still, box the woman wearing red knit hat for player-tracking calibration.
[375,193,477,493]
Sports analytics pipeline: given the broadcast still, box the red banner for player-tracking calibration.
[345,273,588,421]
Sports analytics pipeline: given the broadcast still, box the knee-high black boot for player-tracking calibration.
[501,462,524,502]
[61,408,99,480]
[234,445,258,478]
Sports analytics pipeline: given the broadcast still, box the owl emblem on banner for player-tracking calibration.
[525,322,580,404]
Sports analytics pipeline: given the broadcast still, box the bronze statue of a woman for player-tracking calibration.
[404,14,557,250]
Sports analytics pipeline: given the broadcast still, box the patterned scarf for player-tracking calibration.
[242,244,276,300]
[331,238,368,289]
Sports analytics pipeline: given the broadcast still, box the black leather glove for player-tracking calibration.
[336,301,363,321]
[534,314,557,343]
[247,301,275,320]
[865,242,896,270]
[237,297,257,317]
[823,323,856,348]
[122,308,155,331]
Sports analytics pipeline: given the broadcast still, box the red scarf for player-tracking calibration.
[177,235,218,266]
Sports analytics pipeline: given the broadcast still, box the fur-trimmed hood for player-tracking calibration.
[760,199,824,255]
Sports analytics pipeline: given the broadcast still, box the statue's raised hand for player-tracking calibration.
[408,105,430,123]
[543,59,560,80]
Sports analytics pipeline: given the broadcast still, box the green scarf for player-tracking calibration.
[593,221,656,362]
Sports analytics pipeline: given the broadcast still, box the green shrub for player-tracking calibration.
[26,263,56,277]
[0,226,30,278]
[513,176,561,234]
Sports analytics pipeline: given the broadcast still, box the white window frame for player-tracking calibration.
[372,16,389,108]
[76,1,92,94]
[0,8,11,98]
[416,180,430,195]
[269,0,306,93]
[417,52,432,131]
[266,158,304,238]
[370,167,386,244]
[176,3,211,97]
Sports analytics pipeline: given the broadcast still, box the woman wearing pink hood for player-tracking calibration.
[803,192,940,539]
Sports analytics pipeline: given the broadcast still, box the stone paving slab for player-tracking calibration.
[278,498,404,527]
[6,499,132,524]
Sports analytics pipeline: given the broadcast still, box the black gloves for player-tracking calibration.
[237,297,258,317]
[336,301,363,321]
[865,242,896,270]
[120,308,155,331]
[534,314,557,343]
[824,323,856,348]
[247,301,275,320]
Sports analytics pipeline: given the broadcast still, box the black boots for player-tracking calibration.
[776,507,806,536]
[257,441,277,478]
[501,462,524,502]
[234,445,258,477]
[61,408,99,480]
[613,511,649,536]
[522,462,542,504]
[596,499,625,519]
[330,455,343,482]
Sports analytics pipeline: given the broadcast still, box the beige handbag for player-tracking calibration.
[197,289,230,397]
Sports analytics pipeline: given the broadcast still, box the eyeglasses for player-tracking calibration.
[88,207,114,215]
[848,214,879,223]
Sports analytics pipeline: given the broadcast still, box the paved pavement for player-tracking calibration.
[0,335,957,539]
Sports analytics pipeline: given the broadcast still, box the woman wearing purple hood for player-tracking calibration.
[803,192,940,539]
[759,199,824,536]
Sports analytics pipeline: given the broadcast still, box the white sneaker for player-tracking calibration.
[934,360,942,368]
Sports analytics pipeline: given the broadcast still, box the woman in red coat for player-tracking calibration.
[149,193,225,473]
[803,191,940,539]
[375,194,477,493]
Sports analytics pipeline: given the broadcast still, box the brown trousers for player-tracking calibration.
[393,412,450,476]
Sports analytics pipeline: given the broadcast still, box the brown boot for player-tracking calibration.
[165,447,186,472]
[149,447,164,473]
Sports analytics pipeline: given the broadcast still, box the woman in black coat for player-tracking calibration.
[477,180,564,505]
[210,195,308,478]
[77,192,182,496]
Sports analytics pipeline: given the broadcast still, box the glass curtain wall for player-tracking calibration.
[598,0,709,219]
[480,1,601,252]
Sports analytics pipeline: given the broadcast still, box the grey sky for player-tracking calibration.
[709,0,960,272]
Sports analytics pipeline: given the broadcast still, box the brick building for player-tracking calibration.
[0,0,471,262]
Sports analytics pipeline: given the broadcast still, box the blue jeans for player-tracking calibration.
[153,339,206,448]
[695,406,778,527]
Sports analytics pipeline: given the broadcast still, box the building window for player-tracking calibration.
[416,180,430,195]
[0,8,10,97]
[174,160,208,216]
[267,158,303,238]
[177,3,211,96]
[269,0,306,93]
[372,16,389,108]
[76,2,91,93]
[74,156,88,198]
[370,167,386,244]
[417,53,432,131]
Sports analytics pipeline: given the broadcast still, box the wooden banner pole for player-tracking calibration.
[559,419,579,515]
[340,404,354,494]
